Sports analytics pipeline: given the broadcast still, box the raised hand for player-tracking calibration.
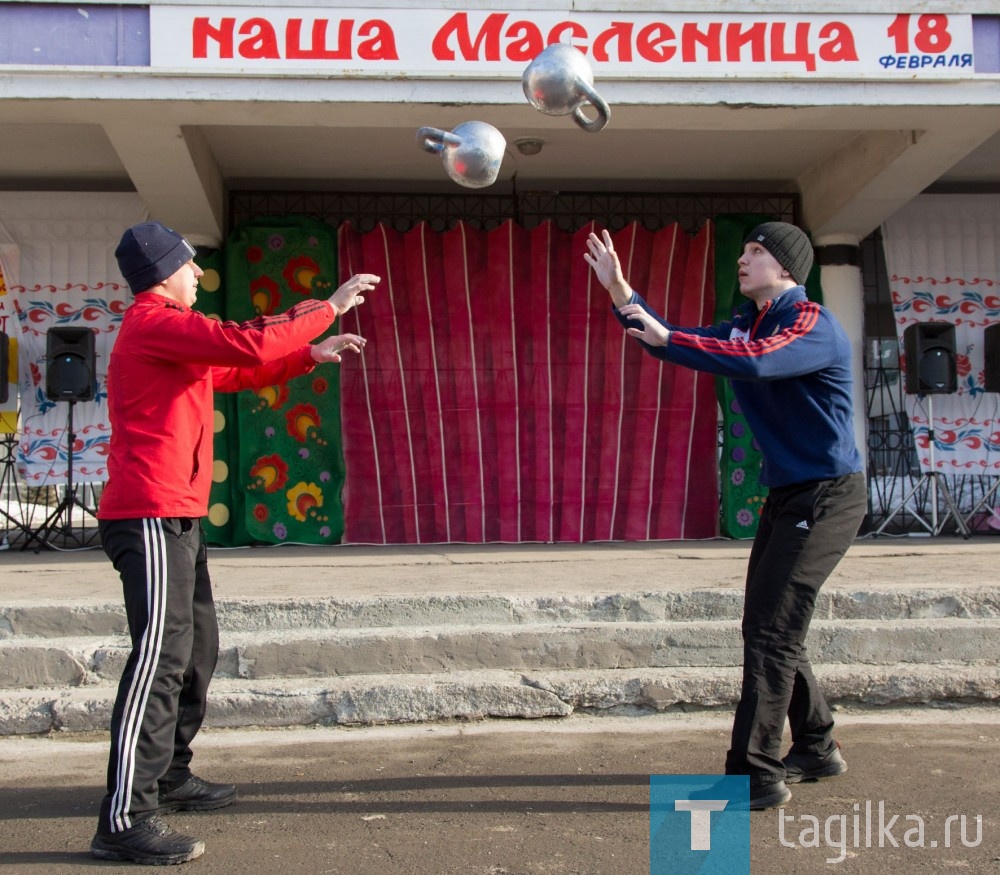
[583,230,632,308]
[618,303,670,347]
[310,333,367,363]
[329,273,380,315]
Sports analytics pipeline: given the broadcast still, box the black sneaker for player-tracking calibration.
[750,780,792,810]
[687,777,790,811]
[158,775,238,813]
[90,816,204,865]
[782,742,848,784]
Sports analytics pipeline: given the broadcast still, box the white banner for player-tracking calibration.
[150,8,977,79]
[882,194,1000,477]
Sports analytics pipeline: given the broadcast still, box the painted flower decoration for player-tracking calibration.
[250,275,282,315]
[256,383,290,412]
[282,255,322,296]
[247,245,264,264]
[312,376,329,395]
[285,402,321,443]
[249,453,289,493]
[253,503,269,522]
[286,481,323,522]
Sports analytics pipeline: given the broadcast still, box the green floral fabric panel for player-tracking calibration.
[224,217,346,545]
[189,247,240,546]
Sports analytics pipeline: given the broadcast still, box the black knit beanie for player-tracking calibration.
[743,222,814,285]
[115,221,197,294]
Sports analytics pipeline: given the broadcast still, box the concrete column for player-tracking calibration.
[814,234,867,475]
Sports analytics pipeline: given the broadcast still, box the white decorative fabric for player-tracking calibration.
[882,194,1000,476]
[0,192,148,485]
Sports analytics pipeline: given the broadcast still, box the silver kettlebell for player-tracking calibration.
[416,121,507,189]
[522,43,611,133]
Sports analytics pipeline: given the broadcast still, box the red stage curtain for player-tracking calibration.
[337,220,717,544]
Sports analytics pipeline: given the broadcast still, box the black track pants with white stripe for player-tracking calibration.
[97,517,219,835]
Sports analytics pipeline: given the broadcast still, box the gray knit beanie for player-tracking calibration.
[743,222,814,285]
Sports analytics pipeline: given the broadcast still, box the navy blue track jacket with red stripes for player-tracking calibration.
[616,286,863,488]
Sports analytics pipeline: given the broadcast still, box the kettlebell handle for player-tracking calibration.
[571,81,611,133]
[417,126,462,153]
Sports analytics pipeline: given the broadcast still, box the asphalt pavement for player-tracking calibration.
[2,708,999,874]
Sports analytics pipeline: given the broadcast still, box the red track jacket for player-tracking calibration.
[98,293,335,519]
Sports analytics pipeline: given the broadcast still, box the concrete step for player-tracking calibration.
[2,583,999,735]
[4,586,1000,639]
[3,663,998,736]
[3,617,1000,689]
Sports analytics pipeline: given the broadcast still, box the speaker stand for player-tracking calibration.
[21,400,100,552]
[0,429,33,548]
[961,477,1000,533]
[874,394,971,539]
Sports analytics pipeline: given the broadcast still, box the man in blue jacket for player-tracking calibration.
[585,221,867,809]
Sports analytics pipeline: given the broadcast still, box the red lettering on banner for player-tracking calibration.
[432,12,505,61]
[636,23,675,63]
[286,18,351,59]
[726,22,767,63]
[681,22,723,62]
[357,20,397,60]
[187,10,964,71]
[239,18,280,60]
[592,22,634,62]
[190,14,398,61]
[817,22,858,63]
[505,20,545,62]
[914,14,952,53]
[432,13,595,62]
[888,14,953,54]
[771,21,816,71]
[192,17,235,58]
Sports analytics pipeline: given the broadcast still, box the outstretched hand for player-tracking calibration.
[329,273,380,315]
[584,230,632,308]
[618,303,670,347]
[310,333,367,363]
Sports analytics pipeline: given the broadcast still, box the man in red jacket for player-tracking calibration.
[91,221,378,865]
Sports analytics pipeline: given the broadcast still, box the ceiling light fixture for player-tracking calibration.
[514,138,545,156]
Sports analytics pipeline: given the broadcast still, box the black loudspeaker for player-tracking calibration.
[46,326,96,401]
[0,333,8,405]
[985,324,1000,393]
[903,322,957,395]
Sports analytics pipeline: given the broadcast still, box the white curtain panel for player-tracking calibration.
[0,192,148,485]
[882,193,1000,476]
